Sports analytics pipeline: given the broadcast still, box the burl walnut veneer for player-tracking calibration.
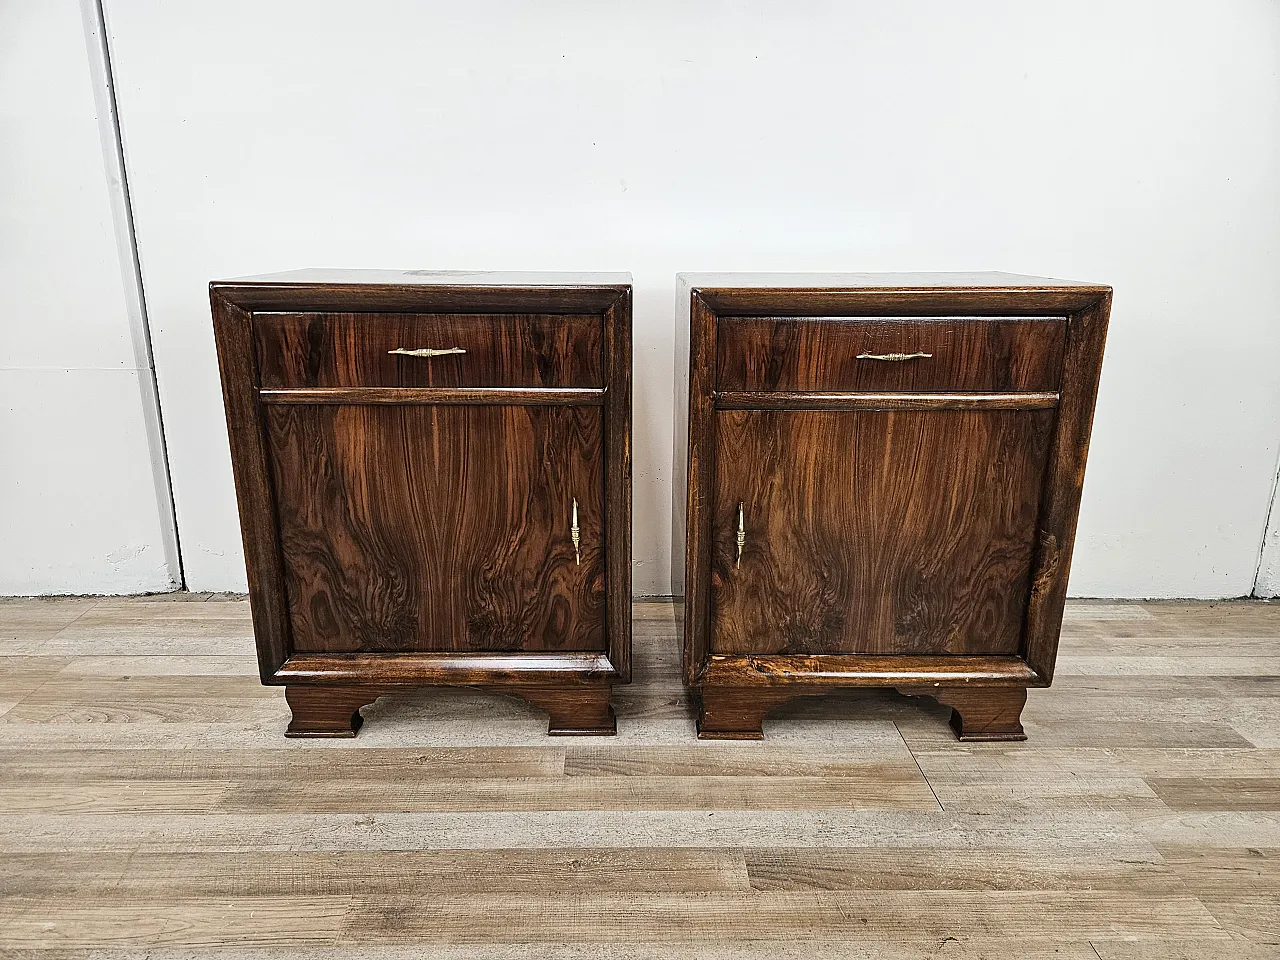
[674,273,1110,741]
[212,270,632,737]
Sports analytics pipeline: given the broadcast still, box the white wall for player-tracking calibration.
[82,1,1280,597]
[0,1,174,595]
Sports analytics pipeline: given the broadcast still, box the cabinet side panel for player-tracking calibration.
[603,291,632,682]
[1024,293,1112,681]
[671,279,691,600]
[682,293,718,684]
[209,291,291,680]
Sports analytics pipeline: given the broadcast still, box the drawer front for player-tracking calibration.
[716,316,1065,392]
[255,312,603,389]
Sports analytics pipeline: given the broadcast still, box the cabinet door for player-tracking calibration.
[711,408,1055,656]
[263,403,605,654]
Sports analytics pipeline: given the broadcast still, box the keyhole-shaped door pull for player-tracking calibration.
[571,498,581,565]
[736,503,746,569]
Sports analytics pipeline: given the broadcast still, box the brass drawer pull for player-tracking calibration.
[736,503,746,569]
[388,347,467,358]
[571,498,581,565]
[856,351,932,361]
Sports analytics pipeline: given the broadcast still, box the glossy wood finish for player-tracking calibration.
[1,596,1275,953]
[260,386,604,406]
[256,312,603,388]
[212,272,631,737]
[712,408,1055,657]
[284,682,615,737]
[717,316,1065,392]
[676,273,1110,741]
[900,686,1030,741]
[715,391,1061,411]
[264,403,605,654]
[283,684,388,738]
[697,685,1026,742]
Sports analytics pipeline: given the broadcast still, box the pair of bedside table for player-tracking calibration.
[212,270,1110,741]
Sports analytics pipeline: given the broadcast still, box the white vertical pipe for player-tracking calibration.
[78,0,184,588]
[1255,455,1280,598]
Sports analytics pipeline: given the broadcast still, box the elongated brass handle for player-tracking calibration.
[388,347,467,358]
[856,351,932,361]
[736,503,746,569]
[571,498,581,565]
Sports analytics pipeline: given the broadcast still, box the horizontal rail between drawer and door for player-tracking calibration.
[260,387,606,406]
[714,391,1059,411]
[703,654,1044,687]
[275,652,619,685]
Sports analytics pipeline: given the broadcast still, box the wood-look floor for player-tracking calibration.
[0,596,1278,957]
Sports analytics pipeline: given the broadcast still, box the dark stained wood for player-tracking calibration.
[284,684,389,738]
[264,389,605,656]
[717,316,1065,392]
[209,291,291,682]
[260,387,604,406]
[703,655,1042,687]
[696,686,806,740]
[498,684,616,736]
[711,409,1055,656]
[678,292,718,686]
[689,272,1110,318]
[255,313,602,389]
[1023,292,1112,682]
[275,653,616,685]
[212,274,631,737]
[714,391,1059,411]
[283,682,614,737]
[602,291,633,683]
[676,273,1109,740]
[698,682,1029,743]
[212,270,630,315]
[897,686,1029,741]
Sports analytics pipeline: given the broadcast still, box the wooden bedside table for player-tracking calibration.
[673,273,1110,741]
[212,270,631,737]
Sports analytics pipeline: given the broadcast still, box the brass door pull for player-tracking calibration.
[571,498,581,565]
[388,347,467,358]
[736,503,746,569]
[856,351,932,361]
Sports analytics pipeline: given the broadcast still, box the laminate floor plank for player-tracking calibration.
[563,744,917,776]
[0,810,1159,854]
[0,944,1110,960]
[337,891,1226,943]
[1149,777,1280,811]
[0,598,98,655]
[217,773,941,813]
[0,848,750,897]
[0,781,231,814]
[743,847,1184,892]
[1091,942,1280,960]
[0,896,349,948]
[0,747,566,782]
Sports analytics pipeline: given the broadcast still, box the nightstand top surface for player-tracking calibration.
[679,271,1107,291]
[215,269,632,288]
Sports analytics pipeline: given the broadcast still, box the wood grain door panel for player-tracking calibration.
[255,313,603,388]
[716,316,1065,392]
[264,403,606,654]
[711,408,1055,656]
